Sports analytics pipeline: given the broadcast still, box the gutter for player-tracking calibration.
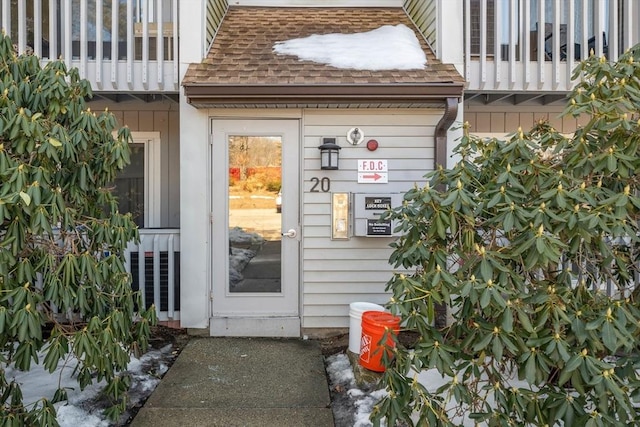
[433,97,459,170]
[183,83,464,106]
[432,97,459,329]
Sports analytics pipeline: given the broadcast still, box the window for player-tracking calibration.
[112,132,161,228]
[469,0,496,56]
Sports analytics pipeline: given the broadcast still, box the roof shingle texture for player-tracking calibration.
[182,7,464,87]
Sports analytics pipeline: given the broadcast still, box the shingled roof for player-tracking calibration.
[182,7,465,108]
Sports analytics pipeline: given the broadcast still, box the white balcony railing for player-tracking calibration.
[35,229,180,325]
[0,0,179,92]
[463,0,639,92]
[125,229,180,322]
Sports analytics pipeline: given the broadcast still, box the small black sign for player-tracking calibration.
[367,219,392,236]
[365,197,391,210]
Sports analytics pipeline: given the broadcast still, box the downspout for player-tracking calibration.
[433,96,459,329]
[434,97,459,170]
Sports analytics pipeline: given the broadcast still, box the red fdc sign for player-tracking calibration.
[358,159,387,172]
[358,159,388,183]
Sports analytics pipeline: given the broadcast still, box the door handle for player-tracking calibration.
[281,229,297,238]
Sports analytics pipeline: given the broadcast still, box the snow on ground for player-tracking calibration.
[326,353,469,427]
[273,24,427,71]
[15,342,458,427]
[326,353,390,427]
[5,226,541,427]
[326,352,548,427]
[4,344,174,427]
[4,227,261,427]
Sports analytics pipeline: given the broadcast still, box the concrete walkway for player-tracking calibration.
[130,338,335,427]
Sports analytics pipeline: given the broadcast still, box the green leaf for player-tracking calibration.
[487,192,502,208]
[440,191,458,207]
[492,335,504,360]
[524,352,537,384]
[19,191,31,206]
[480,259,492,281]
[503,212,515,232]
[48,137,62,147]
[560,354,582,383]
[52,388,68,404]
[473,331,493,352]
[557,341,571,362]
[524,249,539,270]
[517,309,535,333]
[601,321,617,352]
[572,317,588,343]
[44,343,62,373]
[501,307,514,333]
[480,288,491,308]
[556,192,567,209]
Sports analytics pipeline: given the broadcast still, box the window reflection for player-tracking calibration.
[113,144,145,228]
[228,136,283,293]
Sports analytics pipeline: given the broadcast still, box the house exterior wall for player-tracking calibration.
[176,106,443,332]
[180,0,611,333]
[301,108,442,329]
[88,99,180,228]
[464,103,589,135]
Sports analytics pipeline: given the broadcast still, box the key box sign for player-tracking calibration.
[365,197,391,210]
[353,193,402,237]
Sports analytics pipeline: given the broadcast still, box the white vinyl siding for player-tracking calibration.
[301,109,442,329]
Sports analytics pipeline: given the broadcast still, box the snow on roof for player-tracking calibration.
[273,24,427,71]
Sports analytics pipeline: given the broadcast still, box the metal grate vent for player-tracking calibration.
[130,251,180,312]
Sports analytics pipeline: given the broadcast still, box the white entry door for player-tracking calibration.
[210,119,300,337]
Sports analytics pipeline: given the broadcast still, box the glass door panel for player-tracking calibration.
[228,136,283,293]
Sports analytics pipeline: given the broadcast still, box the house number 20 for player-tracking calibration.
[310,177,330,192]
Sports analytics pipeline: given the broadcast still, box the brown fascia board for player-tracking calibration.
[183,83,464,106]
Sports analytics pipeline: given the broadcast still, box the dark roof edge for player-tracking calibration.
[183,83,464,106]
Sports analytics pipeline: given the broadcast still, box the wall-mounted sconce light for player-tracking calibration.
[318,137,341,170]
[346,127,365,145]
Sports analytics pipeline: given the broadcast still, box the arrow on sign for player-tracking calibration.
[362,173,383,181]
[358,171,388,184]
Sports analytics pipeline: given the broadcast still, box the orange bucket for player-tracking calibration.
[359,311,401,372]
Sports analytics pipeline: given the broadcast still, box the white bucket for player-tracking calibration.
[348,302,385,354]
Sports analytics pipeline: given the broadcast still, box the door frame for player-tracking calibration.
[209,119,301,337]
